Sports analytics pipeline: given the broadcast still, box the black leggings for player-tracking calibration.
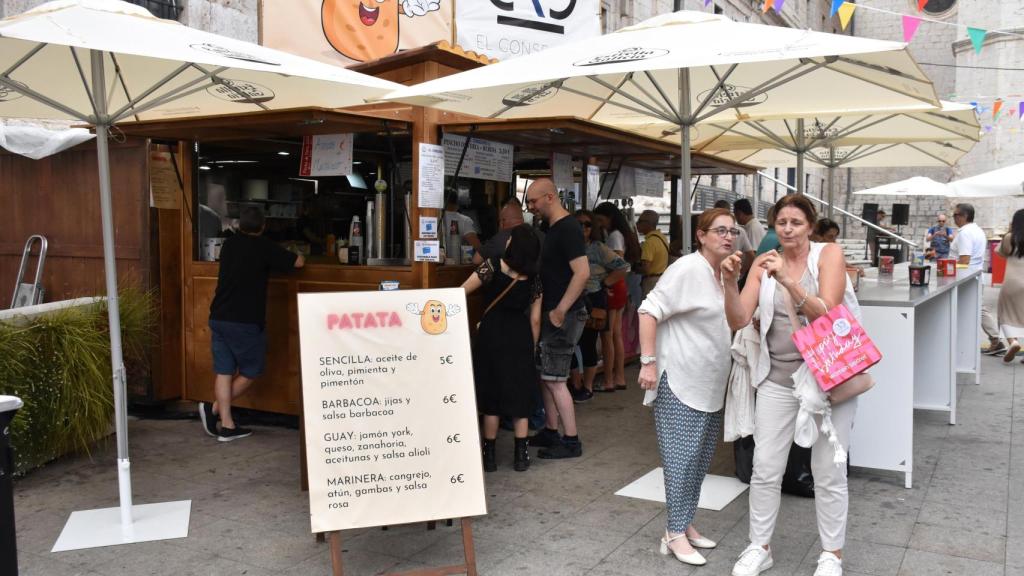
[571,327,600,370]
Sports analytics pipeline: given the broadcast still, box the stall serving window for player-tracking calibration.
[193,132,412,266]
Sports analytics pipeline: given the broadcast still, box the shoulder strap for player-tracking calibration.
[652,232,669,251]
[482,272,519,318]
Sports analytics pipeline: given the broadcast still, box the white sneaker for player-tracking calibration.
[814,551,843,576]
[732,543,773,576]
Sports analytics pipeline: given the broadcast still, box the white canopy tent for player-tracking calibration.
[853,176,951,196]
[948,162,1024,198]
[0,0,402,551]
[382,10,940,250]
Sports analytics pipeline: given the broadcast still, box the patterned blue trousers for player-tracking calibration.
[654,372,722,532]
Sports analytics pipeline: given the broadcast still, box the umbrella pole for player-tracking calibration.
[796,119,805,195]
[92,51,133,529]
[679,69,692,254]
[827,152,836,219]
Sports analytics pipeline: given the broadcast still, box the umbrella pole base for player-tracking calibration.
[51,500,191,552]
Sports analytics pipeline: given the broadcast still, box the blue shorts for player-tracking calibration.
[209,319,266,379]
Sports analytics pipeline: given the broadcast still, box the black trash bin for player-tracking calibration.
[0,395,23,576]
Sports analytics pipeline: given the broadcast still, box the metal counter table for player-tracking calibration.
[850,266,981,488]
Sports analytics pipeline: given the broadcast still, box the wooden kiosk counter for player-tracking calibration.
[117,46,754,416]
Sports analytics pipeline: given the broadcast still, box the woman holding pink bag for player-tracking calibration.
[721,195,861,576]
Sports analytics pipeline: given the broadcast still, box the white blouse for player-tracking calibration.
[639,252,732,412]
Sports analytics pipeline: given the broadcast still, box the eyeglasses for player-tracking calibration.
[579,220,592,227]
[953,212,963,217]
[707,226,742,238]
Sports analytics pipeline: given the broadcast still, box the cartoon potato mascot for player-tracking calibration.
[406,299,461,335]
[322,0,441,63]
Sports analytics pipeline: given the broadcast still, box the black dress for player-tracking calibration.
[472,257,541,418]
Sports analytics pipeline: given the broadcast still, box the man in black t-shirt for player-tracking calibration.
[199,207,304,442]
[525,178,590,459]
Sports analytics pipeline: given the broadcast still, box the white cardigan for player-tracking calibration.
[640,252,732,412]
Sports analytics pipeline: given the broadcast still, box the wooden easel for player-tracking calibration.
[324,517,478,576]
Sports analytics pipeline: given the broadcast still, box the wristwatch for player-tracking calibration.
[640,355,657,365]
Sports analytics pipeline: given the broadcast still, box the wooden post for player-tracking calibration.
[329,531,344,576]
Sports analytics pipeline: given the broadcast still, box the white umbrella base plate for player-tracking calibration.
[51,500,191,552]
[615,469,748,511]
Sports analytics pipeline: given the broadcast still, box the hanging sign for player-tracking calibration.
[551,152,573,191]
[298,288,486,532]
[456,0,601,61]
[601,165,635,199]
[149,150,181,209]
[634,168,665,198]
[417,143,445,209]
[299,133,353,177]
[261,0,452,66]
[442,134,514,182]
[586,164,601,208]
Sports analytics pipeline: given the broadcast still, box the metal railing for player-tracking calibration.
[756,171,919,249]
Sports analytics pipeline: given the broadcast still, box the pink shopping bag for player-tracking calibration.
[790,304,882,392]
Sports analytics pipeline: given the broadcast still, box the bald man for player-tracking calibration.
[473,200,542,265]
[525,178,589,459]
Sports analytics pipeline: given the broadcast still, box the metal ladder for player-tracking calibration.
[10,235,47,309]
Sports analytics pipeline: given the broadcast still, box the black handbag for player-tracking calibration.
[733,436,815,498]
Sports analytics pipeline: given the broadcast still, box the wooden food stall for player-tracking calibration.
[116,46,755,417]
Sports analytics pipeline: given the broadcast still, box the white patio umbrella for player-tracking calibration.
[381,10,940,251]
[0,0,403,551]
[634,101,978,213]
[852,176,951,196]
[947,162,1024,198]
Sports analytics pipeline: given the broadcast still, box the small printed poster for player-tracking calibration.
[551,152,573,191]
[418,143,445,209]
[299,134,353,177]
[419,216,438,239]
[414,240,442,263]
[149,151,181,209]
[634,168,665,198]
[586,164,601,208]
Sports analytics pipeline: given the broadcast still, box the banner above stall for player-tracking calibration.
[260,0,600,66]
[456,0,601,61]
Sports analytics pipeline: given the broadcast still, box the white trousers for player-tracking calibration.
[748,381,857,551]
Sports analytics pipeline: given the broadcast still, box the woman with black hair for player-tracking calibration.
[997,209,1024,363]
[593,202,641,391]
[462,224,543,472]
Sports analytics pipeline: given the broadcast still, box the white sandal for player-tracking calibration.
[659,532,707,566]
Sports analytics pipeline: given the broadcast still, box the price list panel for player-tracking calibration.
[298,288,486,532]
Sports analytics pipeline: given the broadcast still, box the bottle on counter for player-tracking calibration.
[325,233,336,258]
[349,216,363,265]
[448,217,462,265]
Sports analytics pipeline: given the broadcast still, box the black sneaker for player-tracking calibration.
[198,402,217,438]
[984,342,1008,356]
[218,426,253,442]
[527,427,560,448]
[572,388,594,404]
[538,438,582,459]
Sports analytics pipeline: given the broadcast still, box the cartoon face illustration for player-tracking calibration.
[322,0,399,62]
[406,299,461,335]
[322,0,442,63]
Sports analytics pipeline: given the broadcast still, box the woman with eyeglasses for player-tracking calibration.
[570,210,630,402]
[721,195,860,576]
[997,209,1024,363]
[636,207,737,567]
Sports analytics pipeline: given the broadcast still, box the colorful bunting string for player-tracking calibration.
[829,2,1015,56]
[774,0,786,12]
[837,3,856,31]
[763,0,775,14]
[901,15,922,42]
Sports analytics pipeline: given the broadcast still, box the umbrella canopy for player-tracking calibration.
[711,139,974,169]
[0,0,403,542]
[382,9,940,250]
[947,162,1024,198]
[853,176,950,196]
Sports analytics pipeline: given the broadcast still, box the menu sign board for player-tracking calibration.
[634,168,665,198]
[442,134,513,182]
[298,288,486,532]
[417,143,445,209]
[149,150,181,209]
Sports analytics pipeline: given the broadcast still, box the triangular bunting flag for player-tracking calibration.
[838,3,856,30]
[917,0,928,11]
[763,0,775,13]
[774,0,786,12]
[830,0,844,18]
[968,27,987,54]
[993,99,1003,120]
[1019,101,1024,121]
[902,15,922,42]
[704,0,712,6]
